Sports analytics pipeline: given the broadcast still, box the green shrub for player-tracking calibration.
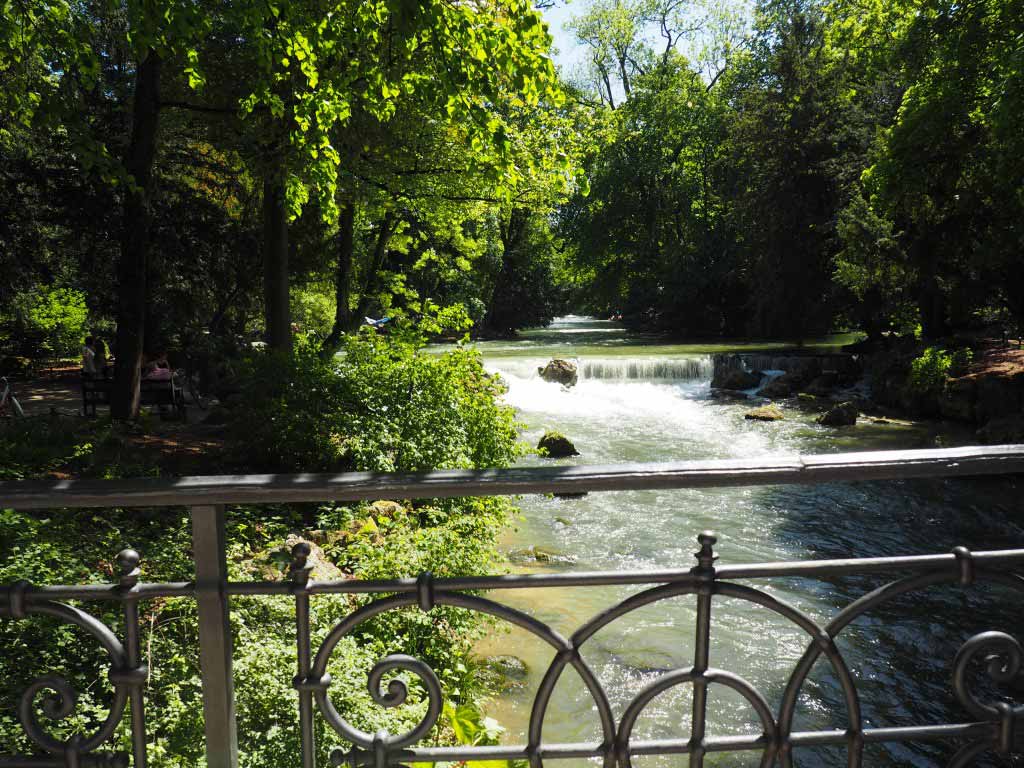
[0,415,96,480]
[0,286,89,359]
[907,346,974,395]
[290,283,336,341]
[949,347,973,377]
[0,506,478,767]
[0,416,165,481]
[227,332,520,473]
[907,346,954,395]
[1,333,525,766]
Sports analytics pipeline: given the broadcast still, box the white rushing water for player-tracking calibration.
[470,317,1023,767]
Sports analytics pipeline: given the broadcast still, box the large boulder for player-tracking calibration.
[254,535,345,581]
[802,372,839,397]
[758,372,805,398]
[816,401,859,427]
[711,368,761,391]
[538,359,578,386]
[538,431,579,457]
[480,655,530,692]
[745,404,784,421]
[976,415,1024,444]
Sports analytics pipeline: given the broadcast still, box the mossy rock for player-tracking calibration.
[538,431,579,458]
[537,359,578,387]
[711,368,761,391]
[744,405,784,422]
[817,401,859,427]
[554,516,573,526]
[369,500,404,517]
[802,373,839,397]
[508,545,574,564]
[479,655,530,692]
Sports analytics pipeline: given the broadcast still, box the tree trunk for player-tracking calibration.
[263,171,291,352]
[482,208,527,335]
[112,49,161,420]
[320,201,356,359]
[352,212,395,327]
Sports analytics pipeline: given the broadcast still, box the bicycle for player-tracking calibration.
[0,376,25,417]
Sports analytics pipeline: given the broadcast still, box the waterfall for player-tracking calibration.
[580,357,713,381]
[488,356,714,383]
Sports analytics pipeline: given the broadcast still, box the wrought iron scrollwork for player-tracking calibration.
[4,536,1023,768]
[947,631,1024,765]
[1,550,148,768]
[298,534,1024,768]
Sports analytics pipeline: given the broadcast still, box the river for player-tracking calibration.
[467,316,1023,767]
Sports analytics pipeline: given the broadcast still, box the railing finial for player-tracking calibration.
[290,542,313,586]
[693,532,718,574]
[116,549,141,589]
[952,546,976,586]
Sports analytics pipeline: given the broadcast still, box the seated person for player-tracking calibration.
[142,351,172,381]
[82,337,97,377]
[92,334,109,376]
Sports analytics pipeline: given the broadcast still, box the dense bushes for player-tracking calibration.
[0,503,509,766]
[907,346,974,396]
[226,331,520,473]
[0,334,523,766]
[0,286,88,359]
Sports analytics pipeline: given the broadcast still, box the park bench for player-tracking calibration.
[81,373,187,419]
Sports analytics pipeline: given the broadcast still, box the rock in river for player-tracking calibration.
[711,368,761,391]
[802,372,839,397]
[480,655,530,691]
[817,401,859,427]
[508,545,574,564]
[538,358,578,386]
[758,372,806,398]
[745,404,784,421]
[538,430,579,457]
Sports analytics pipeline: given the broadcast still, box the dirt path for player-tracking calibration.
[966,344,1024,381]
[6,367,228,476]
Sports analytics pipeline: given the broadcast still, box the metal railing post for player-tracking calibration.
[191,504,239,768]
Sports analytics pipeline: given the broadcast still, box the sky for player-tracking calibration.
[539,2,589,76]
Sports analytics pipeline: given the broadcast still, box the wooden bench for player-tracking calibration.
[82,374,187,420]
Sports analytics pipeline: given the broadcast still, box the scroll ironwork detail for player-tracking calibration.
[3,538,1023,767]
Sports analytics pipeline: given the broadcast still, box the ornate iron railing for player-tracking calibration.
[1,445,1023,768]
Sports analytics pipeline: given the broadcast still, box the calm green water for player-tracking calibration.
[471,316,1023,767]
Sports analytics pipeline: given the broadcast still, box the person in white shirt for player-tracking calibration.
[82,337,97,376]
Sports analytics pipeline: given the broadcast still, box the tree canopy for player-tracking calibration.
[559,0,1024,340]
